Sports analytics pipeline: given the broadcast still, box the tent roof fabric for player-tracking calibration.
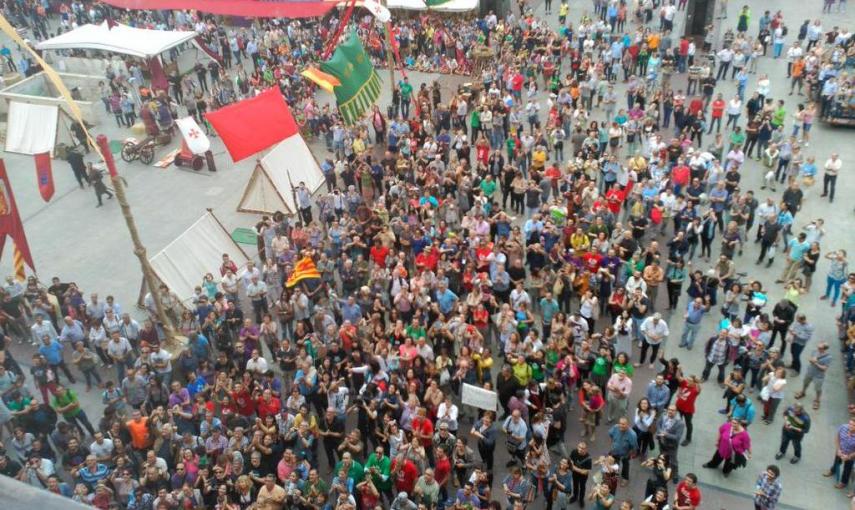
[385,0,477,11]
[149,211,249,306]
[238,135,325,215]
[5,102,58,155]
[260,135,326,213]
[36,22,198,58]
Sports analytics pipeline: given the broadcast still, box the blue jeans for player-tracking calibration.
[825,276,845,305]
[773,42,784,58]
[680,321,701,349]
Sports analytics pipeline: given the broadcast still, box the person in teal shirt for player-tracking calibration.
[540,292,560,339]
[480,175,497,199]
[399,77,413,118]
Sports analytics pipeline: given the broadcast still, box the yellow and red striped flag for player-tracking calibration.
[13,243,25,281]
[286,256,322,288]
[301,66,341,94]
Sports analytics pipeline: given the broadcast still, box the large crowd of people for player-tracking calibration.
[0,0,853,510]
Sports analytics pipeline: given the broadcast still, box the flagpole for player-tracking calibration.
[96,135,179,346]
[381,1,396,97]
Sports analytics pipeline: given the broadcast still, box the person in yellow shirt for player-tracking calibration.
[559,1,570,24]
[531,145,547,172]
[570,227,592,252]
[472,347,494,384]
[352,135,366,157]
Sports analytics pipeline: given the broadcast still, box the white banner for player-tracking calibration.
[462,384,497,411]
[175,116,211,155]
[363,0,391,22]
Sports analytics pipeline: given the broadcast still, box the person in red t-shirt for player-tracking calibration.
[675,375,702,445]
[255,388,281,420]
[434,446,452,496]
[673,473,702,509]
[411,407,435,449]
[391,457,419,493]
[369,238,390,267]
[708,93,726,134]
[230,381,256,417]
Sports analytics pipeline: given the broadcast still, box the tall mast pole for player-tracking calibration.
[96,135,178,346]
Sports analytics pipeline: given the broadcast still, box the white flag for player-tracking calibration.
[175,116,211,155]
[362,0,391,22]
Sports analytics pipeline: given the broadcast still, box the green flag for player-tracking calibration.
[320,29,382,126]
[425,0,453,5]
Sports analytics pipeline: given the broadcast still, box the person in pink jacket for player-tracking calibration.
[702,418,752,476]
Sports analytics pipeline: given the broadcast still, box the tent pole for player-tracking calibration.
[96,135,179,347]
[382,1,396,96]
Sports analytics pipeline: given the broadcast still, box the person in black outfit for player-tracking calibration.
[66,149,90,189]
[568,441,592,506]
[318,407,345,468]
[769,298,797,351]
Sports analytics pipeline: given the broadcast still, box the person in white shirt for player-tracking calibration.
[436,395,459,432]
[638,313,670,368]
[725,96,742,129]
[245,349,269,374]
[821,153,842,202]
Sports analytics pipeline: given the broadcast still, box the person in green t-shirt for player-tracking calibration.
[590,346,613,391]
[480,175,497,199]
[51,384,96,436]
[399,78,413,118]
[363,446,392,492]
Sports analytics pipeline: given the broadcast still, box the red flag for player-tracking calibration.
[0,160,35,272]
[34,152,54,202]
[204,88,299,162]
[106,17,118,30]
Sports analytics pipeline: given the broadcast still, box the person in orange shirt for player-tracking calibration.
[790,57,806,95]
[126,408,152,452]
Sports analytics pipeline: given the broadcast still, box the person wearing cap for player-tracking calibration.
[793,342,832,409]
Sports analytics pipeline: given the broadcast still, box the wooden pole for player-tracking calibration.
[96,135,179,346]
[381,6,396,96]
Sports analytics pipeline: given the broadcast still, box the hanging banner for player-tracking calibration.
[34,152,54,202]
[0,160,35,273]
[320,29,382,125]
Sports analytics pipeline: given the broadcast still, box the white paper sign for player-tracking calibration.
[462,383,498,411]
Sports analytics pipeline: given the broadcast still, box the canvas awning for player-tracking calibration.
[36,22,198,59]
[147,211,250,306]
[384,0,478,11]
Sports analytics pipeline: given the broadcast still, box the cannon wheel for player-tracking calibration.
[139,145,155,165]
[120,142,137,163]
[191,155,204,171]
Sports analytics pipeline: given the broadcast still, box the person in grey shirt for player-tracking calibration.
[787,314,815,374]
[794,342,832,409]
[121,367,147,409]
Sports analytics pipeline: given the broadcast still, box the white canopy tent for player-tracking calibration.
[238,135,326,215]
[386,0,478,10]
[143,211,250,308]
[347,0,478,11]
[36,21,198,59]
